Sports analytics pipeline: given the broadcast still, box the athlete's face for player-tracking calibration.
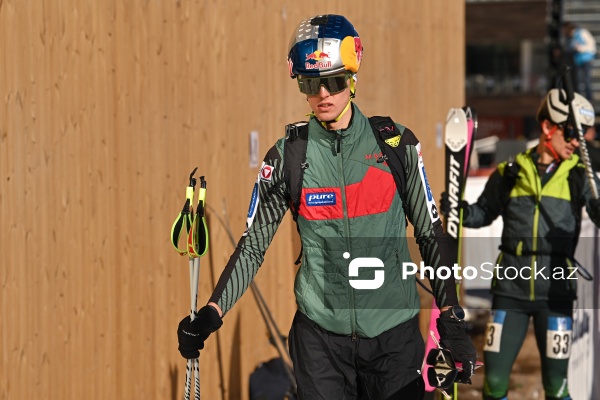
[303,76,353,130]
[543,120,580,160]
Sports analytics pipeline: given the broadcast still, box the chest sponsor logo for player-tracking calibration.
[384,135,400,148]
[364,152,385,163]
[306,192,336,206]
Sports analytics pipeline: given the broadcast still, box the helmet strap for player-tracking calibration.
[543,125,562,162]
[349,76,356,99]
[319,76,356,127]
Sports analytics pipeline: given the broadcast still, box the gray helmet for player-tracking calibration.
[536,89,595,128]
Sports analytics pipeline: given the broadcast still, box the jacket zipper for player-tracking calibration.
[335,130,357,337]
[530,158,542,300]
[531,203,540,300]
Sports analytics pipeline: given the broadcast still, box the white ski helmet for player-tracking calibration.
[536,89,595,128]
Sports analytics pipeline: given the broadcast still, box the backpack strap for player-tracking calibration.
[568,163,586,248]
[368,116,408,208]
[283,121,309,265]
[283,121,309,222]
[369,116,445,296]
[568,163,586,210]
[500,158,520,206]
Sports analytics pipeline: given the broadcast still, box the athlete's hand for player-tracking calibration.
[588,197,600,222]
[177,305,223,359]
[436,312,477,384]
[439,192,470,219]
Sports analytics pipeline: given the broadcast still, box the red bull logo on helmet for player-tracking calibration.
[305,50,332,70]
[354,37,363,64]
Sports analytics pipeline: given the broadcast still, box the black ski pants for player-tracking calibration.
[288,311,425,400]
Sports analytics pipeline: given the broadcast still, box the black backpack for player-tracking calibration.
[283,116,410,222]
[282,116,411,264]
[249,357,297,400]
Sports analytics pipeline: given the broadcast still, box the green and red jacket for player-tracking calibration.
[210,104,457,338]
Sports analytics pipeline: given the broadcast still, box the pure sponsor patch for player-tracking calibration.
[306,192,336,206]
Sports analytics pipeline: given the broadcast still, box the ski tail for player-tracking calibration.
[423,107,477,398]
[457,107,477,255]
[462,106,477,183]
[423,307,442,393]
[444,107,477,251]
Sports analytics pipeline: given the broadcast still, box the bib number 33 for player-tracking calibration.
[546,317,572,360]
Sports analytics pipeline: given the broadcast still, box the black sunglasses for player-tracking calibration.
[297,73,350,95]
[560,122,579,142]
[556,116,591,143]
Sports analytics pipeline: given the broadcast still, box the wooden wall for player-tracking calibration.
[0,1,464,399]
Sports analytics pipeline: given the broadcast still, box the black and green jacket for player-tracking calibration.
[463,148,600,301]
[210,104,457,338]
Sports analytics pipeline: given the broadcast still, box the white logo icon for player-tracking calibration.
[347,253,385,290]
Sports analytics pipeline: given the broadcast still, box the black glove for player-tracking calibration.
[439,192,470,219]
[588,197,600,223]
[177,305,223,359]
[436,311,477,384]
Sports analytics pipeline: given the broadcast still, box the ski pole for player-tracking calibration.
[170,168,197,256]
[170,168,197,400]
[186,175,208,400]
[188,176,209,259]
[187,257,201,400]
[561,65,599,199]
[171,169,209,400]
